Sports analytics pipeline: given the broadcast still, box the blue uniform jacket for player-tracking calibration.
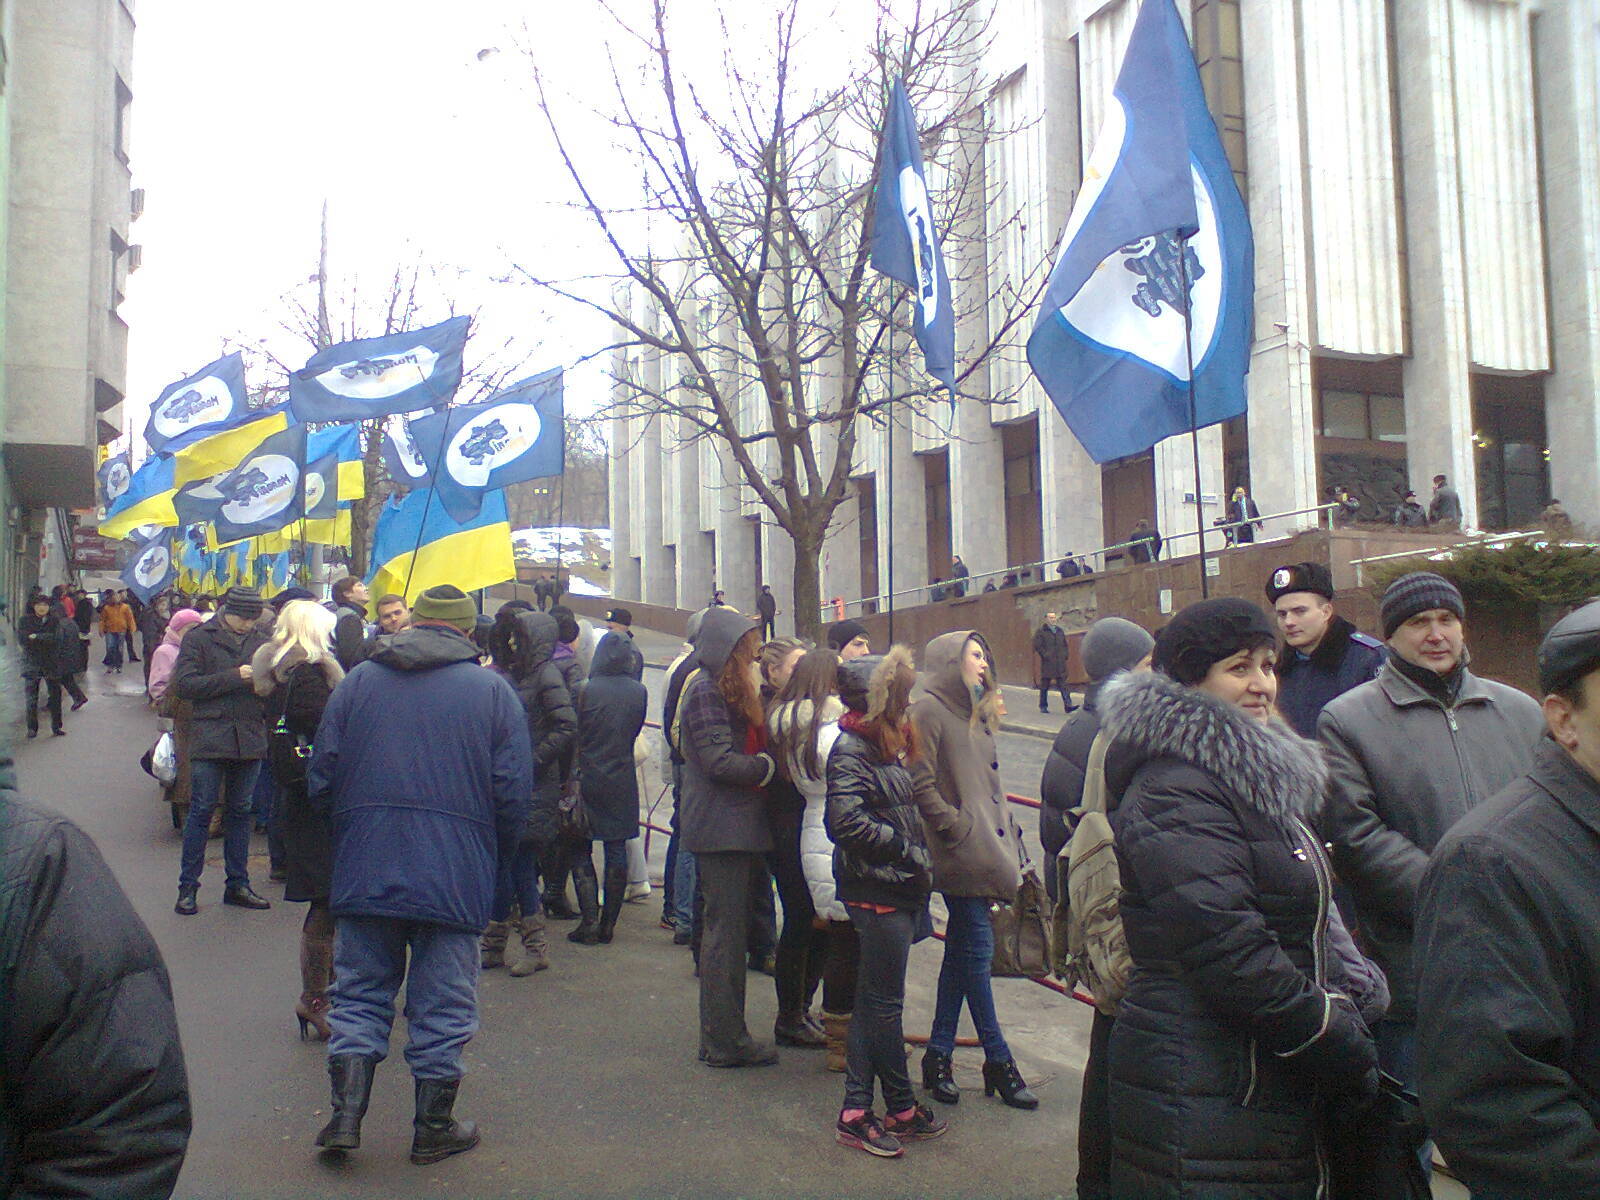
[1276,615,1386,739]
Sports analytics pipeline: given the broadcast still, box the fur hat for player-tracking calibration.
[1266,561,1334,604]
[836,644,915,719]
[1153,598,1277,686]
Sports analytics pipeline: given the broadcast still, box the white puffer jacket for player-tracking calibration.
[768,696,847,922]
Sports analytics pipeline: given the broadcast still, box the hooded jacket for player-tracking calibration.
[499,611,578,845]
[678,607,775,855]
[1319,656,1543,1017]
[770,695,846,921]
[308,623,533,932]
[579,632,649,843]
[170,615,270,761]
[1274,614,1386,739]
[1100,671,1381,1198]
[1038,678,1110,898]
[147,610,203,705]
[907,630,1025,899]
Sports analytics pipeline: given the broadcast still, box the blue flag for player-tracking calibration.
[1026,0,1254,464]
[289,316,470,423]
[144,352,253,456]
[381,408,435,488]
[305,424,360,519]
[408,368,565,523]
[869,79,956,392]
[98,451,132,511]
[183,423,309,545]
[121,529,176,603]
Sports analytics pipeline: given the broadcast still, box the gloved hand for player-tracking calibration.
[1275,992,1379,1099]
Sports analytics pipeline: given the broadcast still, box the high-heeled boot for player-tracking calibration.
[566,866,602,944]
[295,920,334,1041]
[921,1048,960,1104]
[542,859,577,919]
[981,1058,1039,1110]
[596,865,628,944]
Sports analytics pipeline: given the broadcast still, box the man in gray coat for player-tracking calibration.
[1319,571,1543,1095]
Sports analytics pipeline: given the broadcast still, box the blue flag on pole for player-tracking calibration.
[179,423,309,545]
[144,352,253,456]
[121,528,176,603]
[869,79,956,392]
[408,368,565,523]
[98,451,132,511]
[381,408,435,488]
[289,316,470,424]
[1025,0,1253,464]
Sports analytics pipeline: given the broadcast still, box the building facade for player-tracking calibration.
[0,0,136,610]
[610,0,1599,624]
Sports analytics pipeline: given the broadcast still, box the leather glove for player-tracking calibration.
[1275,992,1379,1099]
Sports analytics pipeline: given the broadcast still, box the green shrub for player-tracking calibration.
[1369,539,1600,609]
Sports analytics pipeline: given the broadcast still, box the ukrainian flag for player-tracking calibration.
[308,423,366,501]
[171,406,293,487]
[99,455,179,538]
[254,507,353,554]
[367,487,514,603]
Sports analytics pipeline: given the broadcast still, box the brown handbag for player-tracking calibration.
[989,868,1052,977]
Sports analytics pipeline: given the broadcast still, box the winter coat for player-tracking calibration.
[0,788,191,1198]
[308,623,533,933]
[756,591,777,619]
[824,723,932,911]
[1392,500,1428,528]
[678,607,775,855]
[1274,614,1386,739]
[1038,679,1109,896]
[98,602,135,636]
[147,612,202,705]
[908,630,1026,900]
[770,695,847,921]
[1428,484,1463,525]
[254,643,343,902]
[170,616,270,761]
[138,605,169,653]
[71,599,93,635]
[1318,657,1543,1017]
[1032,622,1070,680]
[1100,671,1381,1198]
[1416,737,1600,1199]
[579,632,649,843]
[662,648,698,766]
[501,612,578,846]
[332,603,368,672]
[17,612,67,679]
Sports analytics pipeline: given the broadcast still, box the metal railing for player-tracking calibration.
[1347,526,1598,587]
[825,501,1343,619]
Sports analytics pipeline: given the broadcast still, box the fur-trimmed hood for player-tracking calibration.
[1098,670,1327,824]
[251,641,345,695]
[837,645,915,720]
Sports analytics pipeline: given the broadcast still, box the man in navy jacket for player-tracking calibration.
[308,584,531,1166]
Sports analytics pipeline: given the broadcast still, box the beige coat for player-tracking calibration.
[908,630,1025,900]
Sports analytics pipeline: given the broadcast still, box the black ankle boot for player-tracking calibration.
[596,865,627,944]
[922,1049,960,1104]
[409,1078,479,1165]
[543,860,577,919]
[315,1055,378,1150]
[567,870,601,944]
[982,1058,1039,1110]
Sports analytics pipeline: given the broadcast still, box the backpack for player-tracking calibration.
[667,667,701,755]
[1052,730,1132,1015]
[267,666,315,788]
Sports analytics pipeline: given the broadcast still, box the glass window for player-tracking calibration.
[1369,394,1407,442]
[1319,390,1367,439]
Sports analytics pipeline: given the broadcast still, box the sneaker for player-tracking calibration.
[884,1103,948,1142]
[174,887,199,916]
[70,698,87,711]
[624,881,651,903]
[836,1111,903,1158]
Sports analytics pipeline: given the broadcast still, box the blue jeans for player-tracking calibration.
[180,758,261,891]
[928,893,1012,1061]
[671,847,698,934]
[102,631,124,669]
[328,916,480,1080]
[492,842,544,922]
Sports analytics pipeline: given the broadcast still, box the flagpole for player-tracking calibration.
[1178,235,1209,600]
[886,295,896,645]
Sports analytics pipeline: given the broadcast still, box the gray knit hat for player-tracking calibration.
[221,586,264,619]
[1081,617,1155,682]
[1380,571,1465,638]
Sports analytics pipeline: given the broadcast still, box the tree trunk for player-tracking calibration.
[790,533,824,643]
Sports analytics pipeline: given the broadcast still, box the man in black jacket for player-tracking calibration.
[1416,600,1600,1198]
[171,586,273,915]
[1032,611,1075,714]
[755,585,777,641]
[1,783,192,1197]
[17,597,66,738]
[330,576,370,672]
[1267,561,1386,738]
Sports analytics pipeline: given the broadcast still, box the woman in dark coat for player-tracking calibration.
[18,597,67,737]
[251,600,344,1040]
[1097,598,1386,1198]
[575,631,649,946]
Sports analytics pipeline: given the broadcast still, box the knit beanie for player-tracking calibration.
[1081,617,1156,682]
[827,619,869,652]
[1380,572,1465,639]
[411,584,478,633]
[221,586,264,620]
[1153,598,1277,686]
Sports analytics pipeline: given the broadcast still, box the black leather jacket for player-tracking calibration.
[824,727,932,910]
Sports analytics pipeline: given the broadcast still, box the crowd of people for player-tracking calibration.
[7,548,1600,1198]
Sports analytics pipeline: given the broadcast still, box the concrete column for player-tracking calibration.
[1535,0,1600,529]
[1040,413,1103,563]
[669,416,713,607]
[609,408,639,601]
[636,337,675,605]
[712,443,756,613]
[1240,0,1320,536]
[1395,0,1478,528]
[878,416,929,609]
[1154,426,1225,559]
[949,405,1007,581]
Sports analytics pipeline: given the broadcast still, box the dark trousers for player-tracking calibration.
[696,851,765,1062]
[822,918,859,1014]
[492,840,545,921]
[748,859,776,960]
[768,806,824,1015]
[1038,676,1072,712]
[1077,1010,1115,1200]
[843,904,916,1114]
[61,672,87,706]
[759,615,775,641]
[24,674,62,734]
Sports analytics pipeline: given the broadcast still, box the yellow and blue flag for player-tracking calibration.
[144,352,252,456]
[170,405,292,487]
[99,455,179,538]
[367,487,513,603]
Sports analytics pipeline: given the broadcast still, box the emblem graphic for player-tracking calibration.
[1119,232,1204,319]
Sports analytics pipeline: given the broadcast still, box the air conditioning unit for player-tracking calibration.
[128,244,143,273]
[130,187,145,219]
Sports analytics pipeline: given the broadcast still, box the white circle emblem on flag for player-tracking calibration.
[105,461,131,501]
[315,347,440,401]
[445,402,541,487]
[133,544,170,589]
[386,411,431,479]
[152,377,234,438]
[897,167,940,325]
[220,454,300,524]
[304,470,328,512]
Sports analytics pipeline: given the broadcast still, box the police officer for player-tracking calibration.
[1266,561,1385,738]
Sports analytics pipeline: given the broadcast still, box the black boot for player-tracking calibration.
[982,1058,1039,1110]
[566,868,601,945]
[543,859,577,919]
[315,1055,377,1150]
[922,1049,960,1104]
[596,865,627,944]
[409,1077,479,1165]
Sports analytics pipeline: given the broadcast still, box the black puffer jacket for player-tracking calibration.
[0,787,191,1197]
[17,611,67,679]
[171,616,270,760]
[1099,671,1379,1198]
[579,632,648,843]
[1038,679,1108,898]
[502,612,578,845]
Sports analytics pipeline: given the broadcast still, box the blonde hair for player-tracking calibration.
[267,599,336,673]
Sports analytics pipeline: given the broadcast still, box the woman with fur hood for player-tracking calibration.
[909,630,1038,1111]
[252,599,345,1040]
[1098,597,1387,1198]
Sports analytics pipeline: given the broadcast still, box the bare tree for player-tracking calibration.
[515,0,1048,638]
